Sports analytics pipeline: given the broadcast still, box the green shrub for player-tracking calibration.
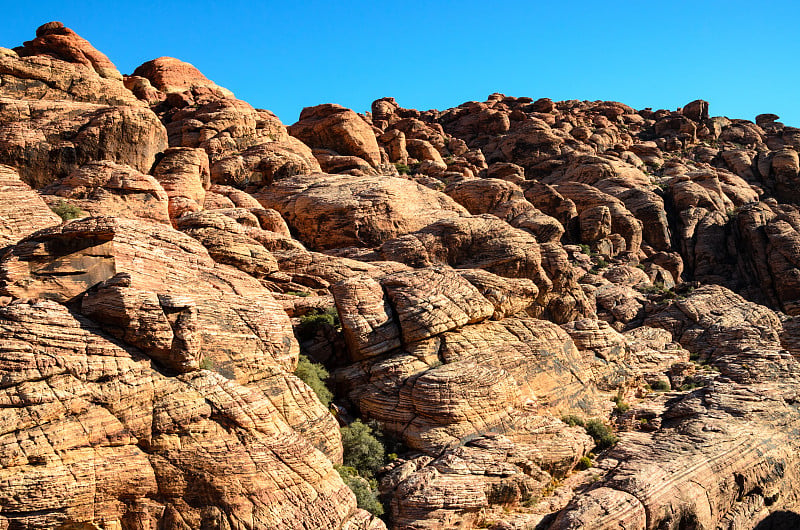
[286,290,312,297]
[576,456,592,470]
[294,355,332,407]
[612,394,630,413]
[561,415,585,427]
[595,258,609,269]
[336,465,384,516]
[341,420,386,478]
[578,244,591,255]
[584,419,619,450]
[650,379,670,391]
[296,307,340,341]
[394,162,410,175]
[50,199,84,221]
[199,357,214,370]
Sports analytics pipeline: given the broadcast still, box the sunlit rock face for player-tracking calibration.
[1,20,800,530]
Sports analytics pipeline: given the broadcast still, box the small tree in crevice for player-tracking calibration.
[337,419,388,517]
[294,355,332,407]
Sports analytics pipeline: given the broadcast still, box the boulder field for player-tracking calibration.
[0,21,799,530]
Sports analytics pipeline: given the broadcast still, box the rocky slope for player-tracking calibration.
[0,21,799,529]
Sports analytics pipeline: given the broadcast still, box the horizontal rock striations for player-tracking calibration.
[0,20,799,530]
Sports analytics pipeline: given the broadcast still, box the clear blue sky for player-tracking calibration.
[3,0,799,127]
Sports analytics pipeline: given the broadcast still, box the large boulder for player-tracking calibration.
[132,56,235,97]
[254,173,467,249]
[288,104,381,167]
[0,98,167,188]
[15,21,122,80]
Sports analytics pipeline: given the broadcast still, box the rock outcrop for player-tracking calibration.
[2,20,800,530]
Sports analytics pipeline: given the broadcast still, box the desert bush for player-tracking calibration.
[294,355,332,407]
[650,379,670,391]
[576,456,592,470]
[296,306,340,341]
[561,415,585,427]
[50,199,84,221]
[335,465,384,516]
[584,419,619,450]
[341,419,385,478]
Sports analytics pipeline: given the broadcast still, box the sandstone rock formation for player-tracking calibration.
[2,20,800,530]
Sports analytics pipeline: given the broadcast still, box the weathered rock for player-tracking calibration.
[15,22,122,80]
[210,136,321,187]
[1,52,139,106]
[0,219,376,528]
[255,173,467,249]
[41,160,171,224]
[152,147,211,220]
[0,98,167,188]
[555,286,800,528]
[132,56,235,97]
[380,267,494,343]
[445,178,564,243]
[289,104,381,167]
[0,165,60,245]
[175,210,279,277]
[163,97,288,162]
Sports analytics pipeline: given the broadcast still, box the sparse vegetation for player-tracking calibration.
[584,419,619,450]
[286,290,312,297]
[576,456,592,470]
[294,355,332,407]
[296,306,340,341]
[613,399,630,413]
[199,357,214,370]
[562,415,618,450]
[650,379,670,391]
[50,199,84,221]
[394,162,411,175]
[561,414,585,427]
[338,420,388,517]
[335,465,384,516]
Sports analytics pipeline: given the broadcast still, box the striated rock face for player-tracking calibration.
[289,104,382,167]
[553,286,800,529]
[255,173,467,249]
[5,20,800,530]
[0,299,359,529]
[0,164,60,245]
[0,216,380,529]
[41,160,171,224]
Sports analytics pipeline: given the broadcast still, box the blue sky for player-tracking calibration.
[2,1,799,126]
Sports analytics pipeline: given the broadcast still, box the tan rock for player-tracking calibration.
[42,160,171,224]
[255,173,467,249]
[0,98,167,188]
[0,165,60,245]
[210,136,321,187]
[152,147,211,220]
[288,104,381,167]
